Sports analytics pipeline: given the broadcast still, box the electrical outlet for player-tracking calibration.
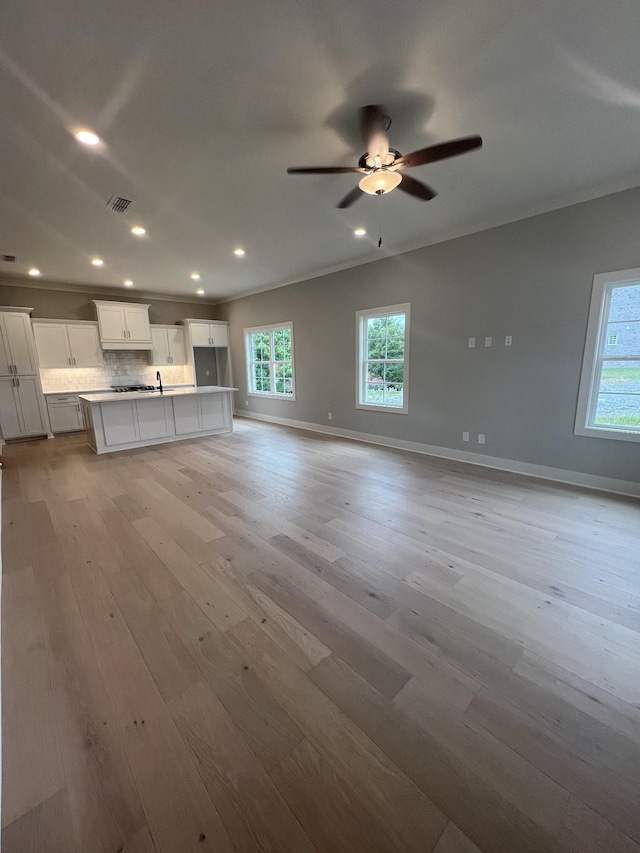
[505,335,512,346]
[462,431,469,442]
[328,412,333,421]
[205,369,210,376]
[468,337,476,348]
[245,400,249,407]
[484,336,492,347]
[478,433,486,445]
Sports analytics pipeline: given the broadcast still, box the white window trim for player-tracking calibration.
[244,321,296,401]
[355,302,410,414]
[575,268,640,443]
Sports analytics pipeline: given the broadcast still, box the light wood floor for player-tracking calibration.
[2,419,640,853]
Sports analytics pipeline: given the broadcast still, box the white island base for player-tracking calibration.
[79,385,236,454]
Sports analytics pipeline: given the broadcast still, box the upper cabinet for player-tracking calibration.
[94,301,152,350]
[185,320,229,348]
[150,325,186,365]
[33,321,103,368]
[0,310,38,375]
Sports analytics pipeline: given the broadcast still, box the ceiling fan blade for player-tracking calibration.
[398,174,438,201]
[336,186,363,209]
[287,166,364,174]
[360,104,389,162]
[393,135,483,170]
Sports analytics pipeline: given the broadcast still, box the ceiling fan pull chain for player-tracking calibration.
[378,191,383,248]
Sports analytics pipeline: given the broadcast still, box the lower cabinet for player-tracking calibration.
[200,392,226,430]
[101,397,172,446]
[47,395,85,433]
[173,396,202,434]
[101,401,138,446]
[174,393,227,434]
[137,397,172,440]
[0,376,47,439]
[83,391,234,454]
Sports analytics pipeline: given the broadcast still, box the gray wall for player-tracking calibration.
[0,282,218,325]
[217,188,640,484]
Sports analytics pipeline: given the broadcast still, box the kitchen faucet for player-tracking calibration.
[156,371,163,394]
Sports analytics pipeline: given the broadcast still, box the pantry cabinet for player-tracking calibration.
[0,376,47,438]
[0,310,37,375]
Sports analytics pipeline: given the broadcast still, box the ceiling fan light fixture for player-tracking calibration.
[359,170,402,196]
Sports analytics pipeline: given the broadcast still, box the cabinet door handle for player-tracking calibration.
[16,377,20,387]
[123,329,127,338]
[68,357,72,365]
[73,357,76,365]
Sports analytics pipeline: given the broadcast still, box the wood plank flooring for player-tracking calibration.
[2,419,640,852]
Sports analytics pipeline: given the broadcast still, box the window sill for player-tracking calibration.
[574,423,640,443]
[247,391,297,402]
[356,402,408,414]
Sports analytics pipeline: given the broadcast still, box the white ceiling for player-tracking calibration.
[1,0,640,302]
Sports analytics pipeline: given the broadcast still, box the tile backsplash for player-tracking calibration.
[40,350,188,393]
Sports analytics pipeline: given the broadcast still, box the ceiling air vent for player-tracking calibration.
[106,195,134,213]
[2,254,16,262]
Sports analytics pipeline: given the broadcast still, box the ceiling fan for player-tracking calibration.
[287,104,483,208]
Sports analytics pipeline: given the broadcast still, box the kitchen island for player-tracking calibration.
[79,385,237,454]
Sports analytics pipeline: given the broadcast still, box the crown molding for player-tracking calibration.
[0,274,218,306]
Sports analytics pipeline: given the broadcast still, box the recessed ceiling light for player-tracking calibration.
[354,228,367,237]
[74,129,101,146]
[124,280,134,287]
[28,268,41,276]
[130,226,146,236]
[233,248,246,257]
[196,288,205,295]
[91,258,104,266]
[190,272,201,280]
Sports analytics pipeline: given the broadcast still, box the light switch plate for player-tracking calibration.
[478,433,486,444]
[484,336,492,347]
[462,431,470,442]
[505,335,513,346]
[468,337,476,348]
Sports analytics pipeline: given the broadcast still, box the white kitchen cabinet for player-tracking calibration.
[67,324,103,366]
[151,326,186,365]
[80,387,235,454]
[94,301,152,349]
[0,378,23,437]
[46,394,85,433]
[136,397,172,440]
[33,321,102,368]
[0,376,47,438]
[188,321,229,348]
[174,391,228,433]
[200,392,226,430]
[173,395,201,434]
[101,401,139,445]
[0,311,37,375]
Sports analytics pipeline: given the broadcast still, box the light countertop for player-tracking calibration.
[78,385,237,403]
[45,384,194,397]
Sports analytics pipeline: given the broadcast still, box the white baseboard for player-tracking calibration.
[234,410,640,499]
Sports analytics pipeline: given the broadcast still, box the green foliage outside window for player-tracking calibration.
[364,315,405,405]
[249,327,293,395]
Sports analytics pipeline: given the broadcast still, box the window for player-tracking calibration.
[575,269,640,442]
[356,303,410,413]
[245,322,295,399]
